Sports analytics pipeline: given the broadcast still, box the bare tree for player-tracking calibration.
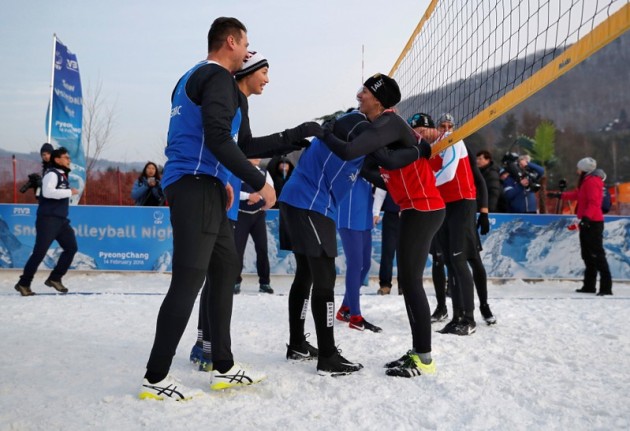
[83,79,116,174]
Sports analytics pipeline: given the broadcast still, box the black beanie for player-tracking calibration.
[40,143,54,155]
[363,73,401,109]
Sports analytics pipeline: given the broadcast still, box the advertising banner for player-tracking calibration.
[1,204,629,280]
[46,37,85,203]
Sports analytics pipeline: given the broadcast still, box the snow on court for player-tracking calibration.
[1,271,629,430]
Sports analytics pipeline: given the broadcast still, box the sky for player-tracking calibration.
[0,0,427,164]
[1,271,629,430]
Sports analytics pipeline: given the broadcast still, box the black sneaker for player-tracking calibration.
[45,279,68,293]
[437,316,461,334]
[259,284,274,294]
[596,291,613,296]
[233,283,241,295]
[441,317,476,336]
[479,304,497,325]
[14,283,35,296]
[286,340,319,361]
[317,350,363,377]
[385,351,436,378]
[384,353,409,369]
[430,306,448,323]
[575,287,595,293]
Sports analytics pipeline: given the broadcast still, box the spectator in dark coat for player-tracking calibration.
[476,150,503,212]
[266,155,295,208]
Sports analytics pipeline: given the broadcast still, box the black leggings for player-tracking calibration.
[146,176,239,379]
[288,253,337,357]
[397,209,445,354]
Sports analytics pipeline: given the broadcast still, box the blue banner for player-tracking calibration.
[0,204,629,280]
[46,37,85,203]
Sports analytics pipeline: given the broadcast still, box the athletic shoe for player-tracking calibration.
[210,363,266,390]
[336,306,350,322]
[384,353,409,369]
[45,278,68,293]
[139,375,204,401]
[377,286,391,295]
[198,359,213,372]
[349,315,382,333]
[479,304,497,325]
[259,284,274,294]
[575,287,595,293]
[437,316,461,334]
[286,340,319,361]
[317,350,363,377]
[233,283,241,295]
[190,344,204,364]
[430,306,448,323]
[596,290,613,296]
[385,351,436,378]
[14,283,35,296]
[440,317,476,336]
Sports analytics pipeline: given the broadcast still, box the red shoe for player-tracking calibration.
[349,315,382,333]
[336,306,350,322]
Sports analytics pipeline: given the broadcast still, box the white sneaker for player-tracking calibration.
[138,375,204,401]
[210,363,266,390]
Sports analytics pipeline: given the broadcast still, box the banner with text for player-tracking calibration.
[46,37,85,203]
[0,204,629,280]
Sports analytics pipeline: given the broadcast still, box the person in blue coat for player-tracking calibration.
[131,162,165,206]
[502,155,545,213]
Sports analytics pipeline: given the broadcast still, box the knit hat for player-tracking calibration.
[40,143,54,155]
[437,113,455,126]
[407,113,435,129]
[363,73,401,109]
[235,51,269,80]
[577,157,596,173]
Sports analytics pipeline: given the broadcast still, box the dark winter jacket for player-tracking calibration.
[479,161,503,212]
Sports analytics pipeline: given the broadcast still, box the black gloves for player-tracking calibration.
[416,139,432,159]
[546,192,562,199]
[283,121,323,144]
[295,138,311,149]
[477,212,490,235]
[579,216,591,229]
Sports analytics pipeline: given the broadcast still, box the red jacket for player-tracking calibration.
[380,158,445,212]
[562,172,605,221]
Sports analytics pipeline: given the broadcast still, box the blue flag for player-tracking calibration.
[46,37,85,203]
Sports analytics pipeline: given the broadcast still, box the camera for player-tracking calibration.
[19,173,42,194]
[558,179,567,191]
[501,152,541,192]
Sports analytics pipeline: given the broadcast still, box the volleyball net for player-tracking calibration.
[390,0,630,153]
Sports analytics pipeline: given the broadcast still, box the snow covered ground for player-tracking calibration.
[1,271,629,431]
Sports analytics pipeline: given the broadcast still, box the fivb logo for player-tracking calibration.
[13,207,31,216]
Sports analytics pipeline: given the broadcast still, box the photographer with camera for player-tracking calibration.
[501,152,545,213]
[14,147,79,296]
[19,143,54,196]
[131,161,165,206]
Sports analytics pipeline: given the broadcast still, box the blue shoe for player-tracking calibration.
[190,344,204,364]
